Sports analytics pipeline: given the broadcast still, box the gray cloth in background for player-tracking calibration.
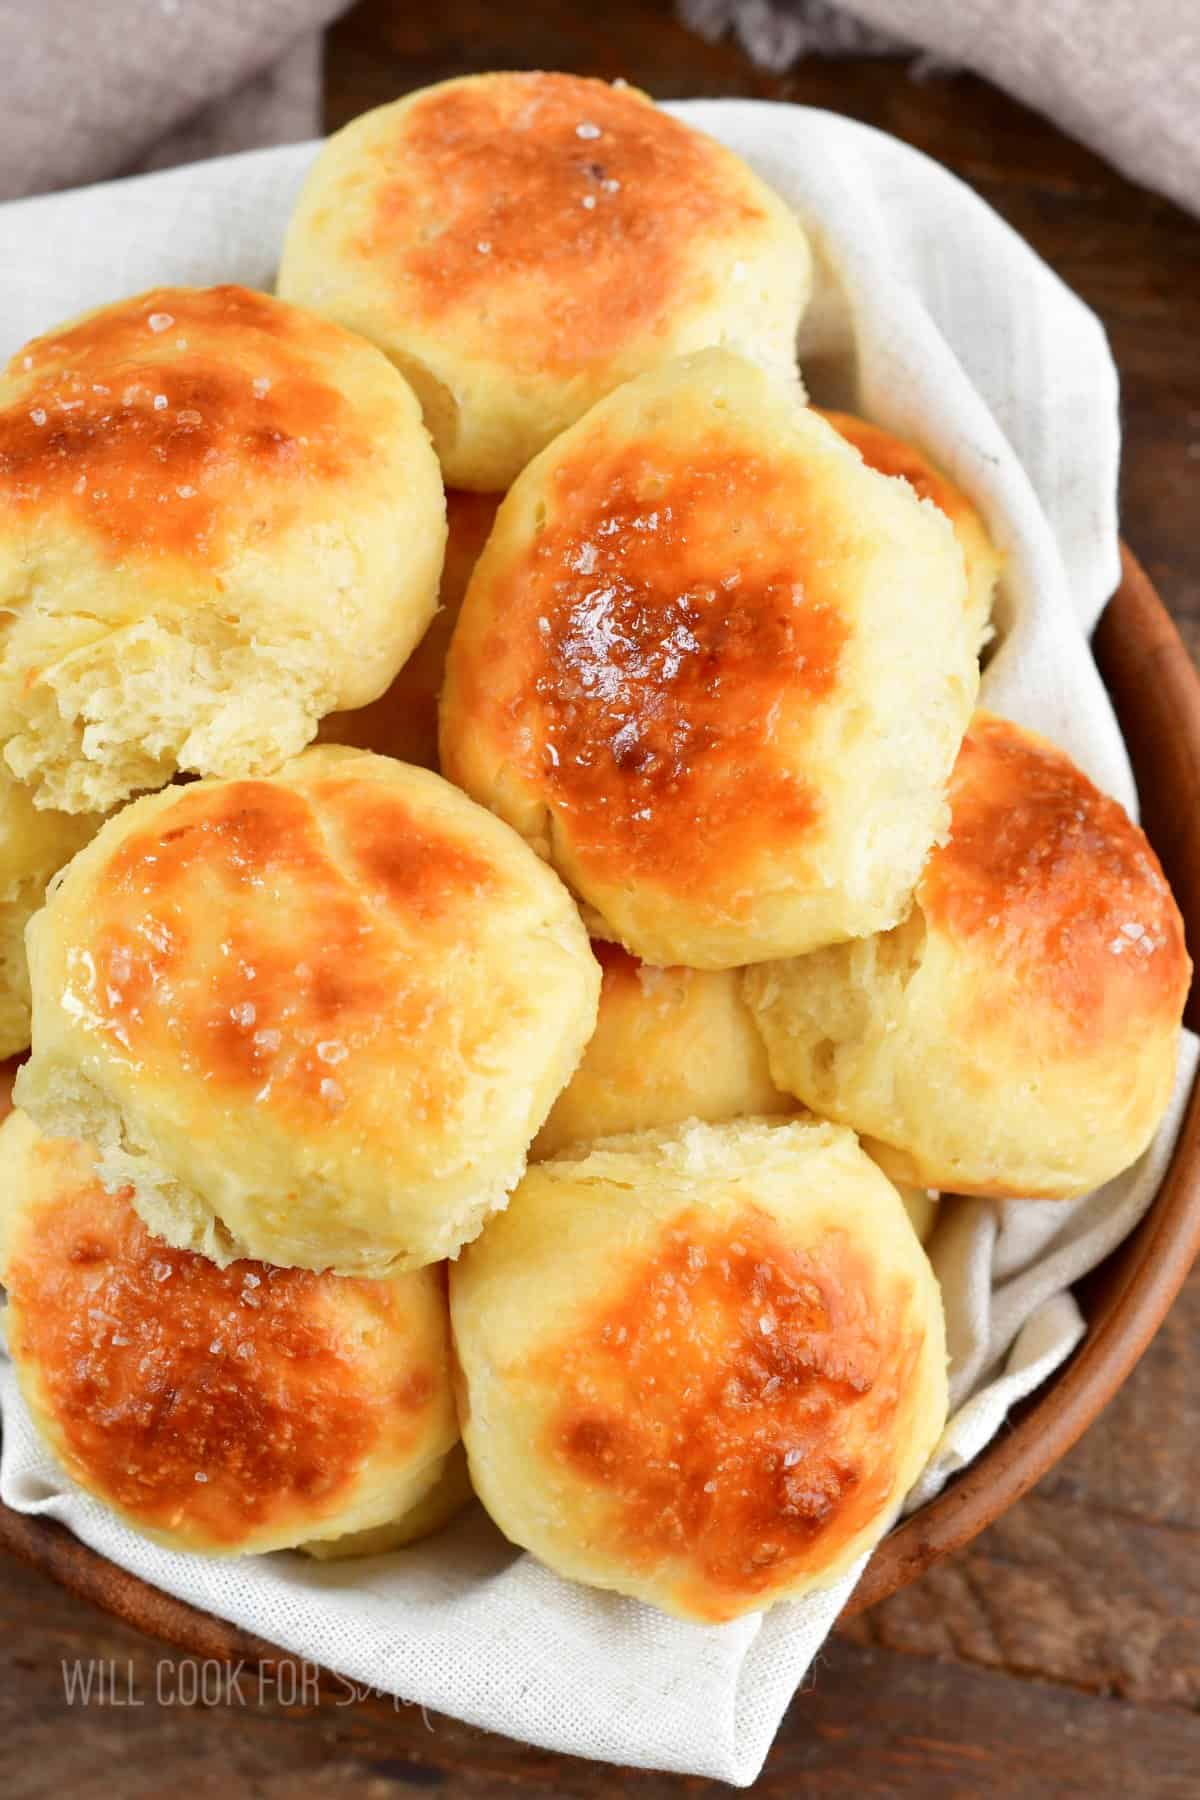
[135,36,325,179]
[682,0,1200,217]
[1,2,1196,217]
[0,0,344,200]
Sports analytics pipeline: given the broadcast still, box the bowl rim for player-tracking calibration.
[2,545,1198,1665]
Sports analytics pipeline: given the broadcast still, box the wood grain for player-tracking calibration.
[4,1549,1200,1800]
[4,2,1200,1794]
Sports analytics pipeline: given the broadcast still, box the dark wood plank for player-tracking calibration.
[841,1446,1200,1706]
[5,1550,1200,1800]
[5,3,1200,1794]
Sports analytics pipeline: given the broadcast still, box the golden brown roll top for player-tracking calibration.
[320,488,501,770]
[15,747,600,1274]
[452,1117,947,1623]
[0,1113,459,1557]
[0,284,445,813]
[278,72,812,489]
[441,348,977,968]
[745,712,1191,1198]
[1,285,383,565]
[817,409,1000,648]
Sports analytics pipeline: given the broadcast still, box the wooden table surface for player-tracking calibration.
[4,4,1200,1796]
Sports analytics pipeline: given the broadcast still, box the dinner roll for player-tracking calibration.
[893,1182,939,1246]
[302,1443,474,1559]
[320,489,500,770]
[0,1112,459,1557]
[0,770,102,1058]
[15,746,600,1274]
[745,713,1191,1198]
[818,409,1000,648]
[452,1117,947,1623]
[278,72,811,490]
[532,942,792,1158]
[0,285,445,814]
[530,942,939,1241]
[442,349,977,967]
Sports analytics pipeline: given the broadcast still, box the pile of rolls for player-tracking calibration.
[0,73,1188,1625]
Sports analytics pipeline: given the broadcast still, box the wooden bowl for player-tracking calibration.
[2,545,1199,1670]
